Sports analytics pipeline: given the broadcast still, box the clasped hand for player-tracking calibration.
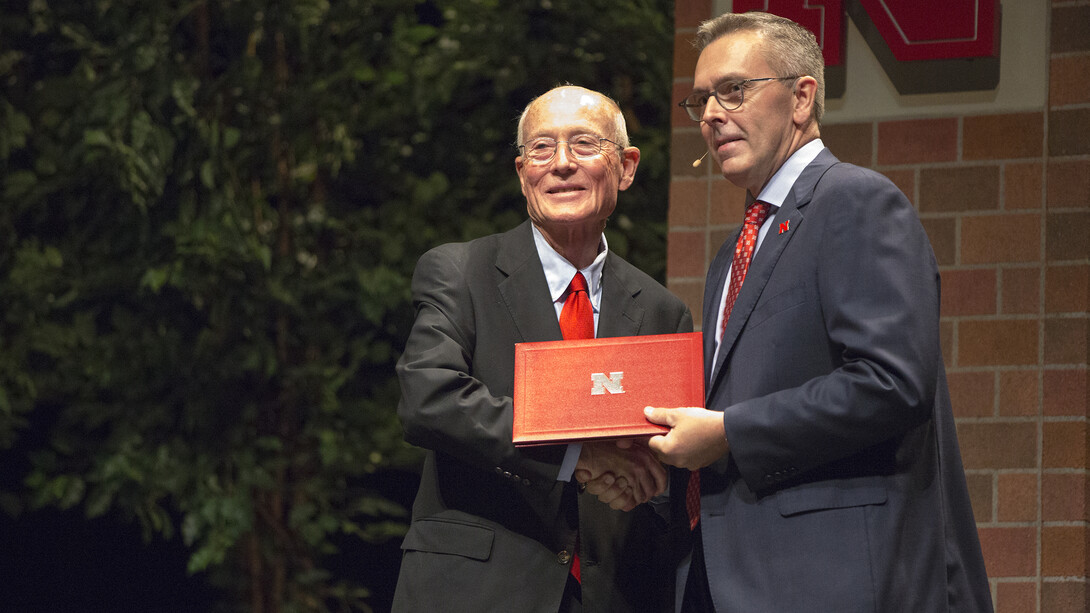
[573,439,666,512]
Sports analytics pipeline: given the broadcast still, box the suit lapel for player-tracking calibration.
[707,150,839,394]
[702,229,738,382]
[496,221,563,343]
[597,254,643,339]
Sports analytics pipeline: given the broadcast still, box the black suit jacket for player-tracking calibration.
[679,149,992,611]
[395,220,692,612]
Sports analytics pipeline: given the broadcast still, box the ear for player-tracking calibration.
[515,155,532,198]
[617,146,641,191]
[791,76,818,127]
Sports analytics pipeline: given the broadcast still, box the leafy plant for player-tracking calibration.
[0,1,673,610]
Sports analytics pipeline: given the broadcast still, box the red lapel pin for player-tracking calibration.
[778,220,790,234]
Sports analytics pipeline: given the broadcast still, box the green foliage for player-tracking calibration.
[0,0,674,610]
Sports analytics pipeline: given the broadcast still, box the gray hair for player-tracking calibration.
[516,85,631,149]
[695,12,825,123]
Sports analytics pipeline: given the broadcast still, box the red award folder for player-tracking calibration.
[512,332,704,446]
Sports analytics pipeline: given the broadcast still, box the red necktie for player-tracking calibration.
[560,271,594,340]
[559,271,593,582]
[688,200,771,530]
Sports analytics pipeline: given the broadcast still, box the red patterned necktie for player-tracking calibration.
[688,200,772,530]
[559,271,593,582]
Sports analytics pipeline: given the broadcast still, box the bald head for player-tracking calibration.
[517,86,630,148]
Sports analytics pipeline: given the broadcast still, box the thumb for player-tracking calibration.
[643,406,674,427]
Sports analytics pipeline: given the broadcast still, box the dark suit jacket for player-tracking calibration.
[394,220,693,612]
[680,149,992,611]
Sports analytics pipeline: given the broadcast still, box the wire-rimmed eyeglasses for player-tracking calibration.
[677,76,801,121]
[518,134,621,164]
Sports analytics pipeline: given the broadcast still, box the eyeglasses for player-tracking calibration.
[678,76,801,121]
[518,134,621,164]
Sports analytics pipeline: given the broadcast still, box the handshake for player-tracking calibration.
[575,405,731,511]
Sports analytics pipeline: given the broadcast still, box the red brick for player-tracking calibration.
[1002,267,1040,315]
[919,166,1000,214]
[1045,318,1087,366]
[1043,369,1087,418]
[941,269,997,317]
[821,122,872,167]
[667,230,706,278]
[964,113,1044,161]
[1050,54,1090,107]
[668,279,704,327]
[882,169,915,205]
[949,371,995,417]
[1052,5,1090,54]
[1042,581,1087,613]
[709,228,734,259]
[1043,472,1086,522]
[998,472,1038,522]
[978,526,1038,577]
[924,218,957,266]
[1005,162,1044,210]
[1046,264,1089,314]
[1043,526,1086,576]
[941,320,954,366]
[673,82,698,128]
[996,582,1037,613]
[675,0,712,29]
[1000,370,1040,417]
[1046,211,1090,263]
[958,422,1037,470]
[673,32,701,83]
[669,179,709,228]
[1049,108,1090,156]
[965,472,994,523]
[708,178,747,227]
[1042,421,1087,469]
[877,118,957,165]
[672,130,711,178]
[1047,160,1090,210]
[959,320,1039,367]
[961,213,1042,265]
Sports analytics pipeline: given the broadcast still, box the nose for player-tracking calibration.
[700,96,725,124]
[552,141,576,170]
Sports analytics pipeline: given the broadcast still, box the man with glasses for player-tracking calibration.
[643,12,992,612]
[393,85,691,612]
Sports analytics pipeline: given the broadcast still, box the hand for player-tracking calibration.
[574,439,667,511]
[643,406,730,470]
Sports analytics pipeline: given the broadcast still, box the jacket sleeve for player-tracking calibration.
[396,245,564,485]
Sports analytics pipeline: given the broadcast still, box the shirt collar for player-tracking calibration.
[755,138,825,207]
[531,223,608,309]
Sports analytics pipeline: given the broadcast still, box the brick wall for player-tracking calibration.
[667,2,1090,611]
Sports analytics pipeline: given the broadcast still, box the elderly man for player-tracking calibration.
[644,12,993,612]
[393,85,691,612]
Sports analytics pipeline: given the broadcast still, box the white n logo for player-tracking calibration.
[590,372,625,395]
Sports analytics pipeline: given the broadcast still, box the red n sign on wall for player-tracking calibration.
[732,0,1000,96]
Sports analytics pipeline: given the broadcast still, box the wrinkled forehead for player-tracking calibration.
[523,88,615,138]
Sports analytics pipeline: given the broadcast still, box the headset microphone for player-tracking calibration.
[692,151,709,168]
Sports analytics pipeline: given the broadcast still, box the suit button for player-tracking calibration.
[523,478,532,486]
[503,471,512,479]
[557,550,572,565]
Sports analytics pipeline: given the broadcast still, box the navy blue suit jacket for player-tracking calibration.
[682,149,992,611]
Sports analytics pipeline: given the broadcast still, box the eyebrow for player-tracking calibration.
[692,74,746,93]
